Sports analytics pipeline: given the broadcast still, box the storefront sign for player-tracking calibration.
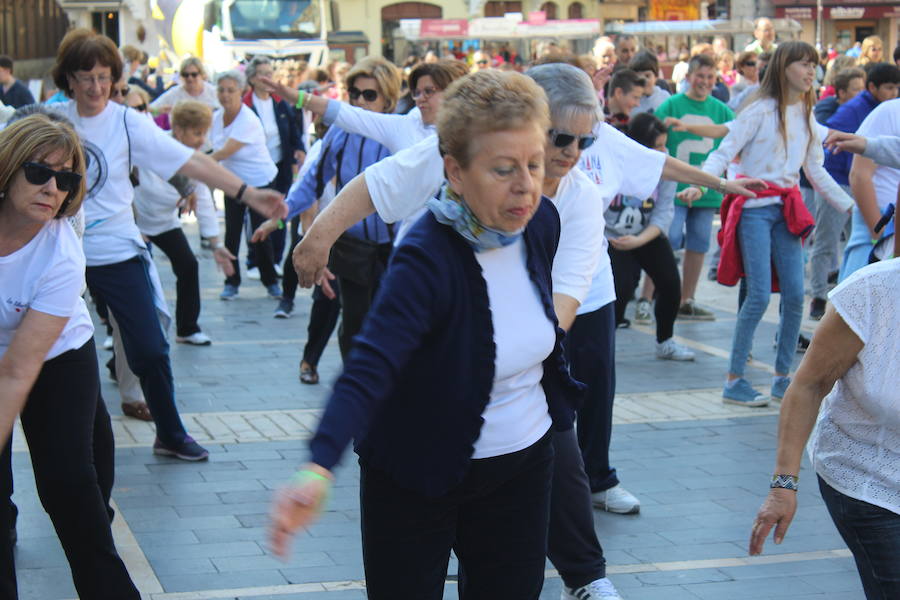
[419,19,469,38]
[648,0,701,21]
[830,6,865,18]
[776,4,900,18]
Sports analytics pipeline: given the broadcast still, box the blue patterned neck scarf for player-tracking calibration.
[426,184,524,253]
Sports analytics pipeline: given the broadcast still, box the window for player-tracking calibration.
[568,2,584,18]
[540,1,557,20]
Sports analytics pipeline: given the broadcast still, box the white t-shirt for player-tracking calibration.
[0,219,93,361]
[702,98,852,212]
[53,100,195,266]
[150,82,220,111]
[365,134,605,307]
[576,122,667,314]
[252,93,283,164]
[856,99,900,212]
[211,104,278,187]
[810,258,900,515]
[472,238,554,459]
[134,167,218,238]
[328,103,434,154]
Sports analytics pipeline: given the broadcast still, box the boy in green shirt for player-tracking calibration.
[654,54,734,320]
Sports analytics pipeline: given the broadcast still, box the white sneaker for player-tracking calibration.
[175,332,212,346]
[656,338,695,361]
[562,577,623,599]
[592,484,640,514]
[274,263,283,277]
[102,336,114,351]
[246,266,261,280]
[633,298,652,325]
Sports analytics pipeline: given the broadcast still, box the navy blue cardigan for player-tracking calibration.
[309,197,584,497]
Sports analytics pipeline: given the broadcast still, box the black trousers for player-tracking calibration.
[335,243,393,359]
[302,281,341,368]
[567,302,619,493]
[281,218,301,301]
[609,235,682,342]
[0,340,138,599]
[148,227,201,337]
[359,433,553,599]
[224,191,277,287]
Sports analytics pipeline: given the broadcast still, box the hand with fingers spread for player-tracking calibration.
[750,487,798,555]
[269,463,333,559]
[243,187,287,221]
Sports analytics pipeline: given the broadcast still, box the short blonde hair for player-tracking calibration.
[438,70,549,168]
[0,114,86,218]
[171,100,213,131]
[346,57,403,113]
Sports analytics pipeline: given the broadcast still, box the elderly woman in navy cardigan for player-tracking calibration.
[269,70,582,599]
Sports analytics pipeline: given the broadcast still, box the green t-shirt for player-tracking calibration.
[655,93,735,208]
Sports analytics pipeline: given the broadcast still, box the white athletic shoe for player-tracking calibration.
[656,338,695,361]
[175,332,212,346]
[562,577,623,599]
[102,336,114,351]
[592,484,640,514]
[633,298,652,325]
[246,266,261,280]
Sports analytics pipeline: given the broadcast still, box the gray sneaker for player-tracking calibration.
[677,299,715,321]
[592,484,640,514]
[656,338,695,361]
[633,298,652,325]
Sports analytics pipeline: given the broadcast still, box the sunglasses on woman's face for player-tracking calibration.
[22,162,82,192]
[131,103,148,112]
[181,71,201,79]
[548,129,597,150]
[111,85,130,98]
[348,87,379,102]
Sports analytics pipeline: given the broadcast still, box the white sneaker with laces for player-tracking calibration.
[633,299,652,325]
[175,332,212,346]
[246,266,261,280]
[592,484,640,514]
[656,338,695,361]
[274,263,283,277]
[562,577,623,599]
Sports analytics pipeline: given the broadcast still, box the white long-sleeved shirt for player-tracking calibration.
[702,97,853,212]
[133,168,219,238]
[323,102,434,154]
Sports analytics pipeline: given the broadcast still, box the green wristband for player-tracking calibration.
[295,90,306,110]
[277,219,285,230]
[290,469,329,485]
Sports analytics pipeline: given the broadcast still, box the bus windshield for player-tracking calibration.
[225,0,321,39]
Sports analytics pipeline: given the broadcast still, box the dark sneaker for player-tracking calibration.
[707,266,718,281]
[809,297,826,321]
[677,299,715,321]
[797,333,810,353]
[274,299,294,319]
[827,270,839,285]
[220,284,239,301]
[153,436,209,461]
[266,284,283,300]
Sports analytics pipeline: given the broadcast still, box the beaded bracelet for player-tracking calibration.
[770,474,799,491]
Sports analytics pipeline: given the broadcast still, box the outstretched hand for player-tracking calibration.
[725,177,767,199]
[677,187,702,206]
[213,247,236,277]
[823,130,867,156]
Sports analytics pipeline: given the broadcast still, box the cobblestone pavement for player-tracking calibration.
[11,220,864,599]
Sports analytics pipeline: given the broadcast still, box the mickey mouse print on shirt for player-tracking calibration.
[607,189,657,237]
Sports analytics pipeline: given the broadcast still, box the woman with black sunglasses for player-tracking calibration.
[0,114,139,598]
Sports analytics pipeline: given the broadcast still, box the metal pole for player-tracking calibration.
[816,0,823,50]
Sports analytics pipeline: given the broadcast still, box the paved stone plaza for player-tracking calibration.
[10,220,865,599]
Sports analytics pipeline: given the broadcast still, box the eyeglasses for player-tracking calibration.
[348,87,379,102]
[22,162,82,192]
[181,71,201,79]
[741,61,757,67]
[111,85,130,98]
[548,129,597,150]
[412,86,438,100]
[72,73,112,87]
[131,102,148,112]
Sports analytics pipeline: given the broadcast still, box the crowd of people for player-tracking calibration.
[0,20,899,600]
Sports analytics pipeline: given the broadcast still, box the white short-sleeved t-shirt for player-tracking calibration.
[0,219,93,360]
[365,135,606,307]
[252,94,283,164]
[856,99,900,212]
[211,104,278,187]
[810,258,900,514]
[53,101,194,266]
[472,238,554,459]
[577,122,667,314]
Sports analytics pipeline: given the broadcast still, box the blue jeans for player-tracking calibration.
[668,205,715,253]
[839,206,873,283]
[728,205,804,376]
[819,476,900,599]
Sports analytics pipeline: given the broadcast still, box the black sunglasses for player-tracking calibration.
[112,85,130,98]
[132,102,148,112]
[22,162,82,192]
[181,71,201,79]
[742,61,757,67]
[348,87,379,102]
[548,129,597,150]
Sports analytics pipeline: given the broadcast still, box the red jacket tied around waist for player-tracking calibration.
[716,181,814,291]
